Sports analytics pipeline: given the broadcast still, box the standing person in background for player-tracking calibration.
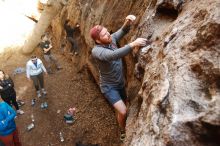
[64,20,80,55]
[26,56,48,104]
[0,70,24,115]
[39,34,62,74]
[0,101,22,146]
[90,15,147,141]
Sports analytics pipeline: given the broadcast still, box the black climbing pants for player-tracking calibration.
[67,37,79,53]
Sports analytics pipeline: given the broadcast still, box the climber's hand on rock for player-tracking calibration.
[129,38,147,48]
[124,15,136,26]
[126,15,136,22]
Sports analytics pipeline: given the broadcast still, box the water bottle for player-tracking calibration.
[27,123,35,131]
[31,114,35,122]
[59,132,64,142]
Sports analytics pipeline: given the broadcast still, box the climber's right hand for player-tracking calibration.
[126,15,136,21]
[129,38,148,48]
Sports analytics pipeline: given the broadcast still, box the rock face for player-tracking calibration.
[52,0,220,145]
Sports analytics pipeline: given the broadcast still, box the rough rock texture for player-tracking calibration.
[51,0,220,145]
[126,1,220,146]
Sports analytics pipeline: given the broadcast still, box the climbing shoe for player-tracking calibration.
[40,102,48,109]
[37,91,41,98]
[40,103,44,109]
[120,130,126,142]
[17,100,25,107]
[43,102,48,108]
[17,109,24,115]
[41,89,47,95]
[31,99,36,106]
[64,113,75,124]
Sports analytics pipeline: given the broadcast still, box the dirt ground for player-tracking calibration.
[0,50,123,146]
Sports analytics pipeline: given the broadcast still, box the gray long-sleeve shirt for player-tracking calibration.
[91,28,132,93]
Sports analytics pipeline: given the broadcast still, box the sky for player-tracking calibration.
[0,0,40,51]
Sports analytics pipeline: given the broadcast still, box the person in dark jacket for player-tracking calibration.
[39,34,62,74]
[0,70,24,115]
[0,101,22,146]
[64,20,80,55]
[90,15,147,141]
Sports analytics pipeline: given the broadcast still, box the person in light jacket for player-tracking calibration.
[39,34,62,74]
[26,56,48,102]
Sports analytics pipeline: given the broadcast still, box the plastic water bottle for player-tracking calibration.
[27,123,35,131]
[31,114,35,122]
[59,132,64,142]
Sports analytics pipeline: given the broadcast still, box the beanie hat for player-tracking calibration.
[90,25,103,41]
